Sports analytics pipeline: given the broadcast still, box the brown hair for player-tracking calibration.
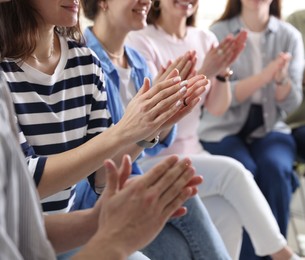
[81,0,101,21]
[0,0,83,61]
[147,0,197,26]
[214,0,282,23]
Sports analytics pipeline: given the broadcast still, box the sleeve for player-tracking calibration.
[19,128,47,187]
[277,27,304,115]
[85,55,113,141]
[0,147,23,260]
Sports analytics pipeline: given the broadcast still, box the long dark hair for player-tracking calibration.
[80,0,101,21]
[214,0,281,23]
[147,0,197,26]
[0,0,83,61]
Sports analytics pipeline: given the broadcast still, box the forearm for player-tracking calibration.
[37,125,130,199]
[45,209,98,254]
[234,73,269,103]
[275,80,292,101]
[94,143,143,187]
[72,234,127,260]
[205,79,231,116]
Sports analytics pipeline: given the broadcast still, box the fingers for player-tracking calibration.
[162,186,193,219]
[137,77,151,95]
[140,155,180,187]
[103,159,120,197]
[118,155,132,189]
[170,206,188,219]
[153,157,193,196]
[186,175,204,187]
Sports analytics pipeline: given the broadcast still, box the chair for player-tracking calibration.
[290,158,305,256]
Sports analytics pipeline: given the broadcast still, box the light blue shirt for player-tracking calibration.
[84,27,177,174]
[198,16,304,142]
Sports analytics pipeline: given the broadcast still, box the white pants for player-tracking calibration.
[128,251,150,260]
[138,153,287,259]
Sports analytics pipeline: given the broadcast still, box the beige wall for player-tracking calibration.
[197,0,305,28]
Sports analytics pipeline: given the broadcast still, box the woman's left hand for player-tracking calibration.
[200,30,247,78]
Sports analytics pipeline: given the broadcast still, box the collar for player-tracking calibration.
[229,15,279,35]
[84,27,144,74]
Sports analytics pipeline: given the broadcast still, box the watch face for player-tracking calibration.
[136,135,160,148]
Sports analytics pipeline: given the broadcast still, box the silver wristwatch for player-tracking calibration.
[136,135,160,148]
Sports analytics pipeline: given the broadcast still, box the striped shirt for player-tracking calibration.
[0,35,112,214]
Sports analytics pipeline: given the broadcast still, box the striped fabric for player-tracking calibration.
[0,35,112,214]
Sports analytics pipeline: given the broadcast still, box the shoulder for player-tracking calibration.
[272,17,302,41]
[188,26,218,41]
[209,17,238,40]
[64,37,103,69]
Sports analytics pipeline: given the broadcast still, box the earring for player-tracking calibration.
[152,0,160,11]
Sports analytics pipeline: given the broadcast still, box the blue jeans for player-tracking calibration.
[69,180,230,260]
[202,131,297,260]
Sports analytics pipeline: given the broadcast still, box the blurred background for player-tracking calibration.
[80,0,305,30]
[197,0,305,28]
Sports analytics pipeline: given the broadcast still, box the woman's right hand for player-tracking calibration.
[93,155,201,257]
[115,69,206,143]
[261,52,291,85]
[154,51,197,84]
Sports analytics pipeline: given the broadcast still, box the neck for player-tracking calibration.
[92,19,127,67]
[30,29,57,62]
[241,9,269,32]
[156,15,187,39]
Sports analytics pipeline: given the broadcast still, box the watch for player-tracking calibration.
[136,135,160,148]
[216,69,233,82]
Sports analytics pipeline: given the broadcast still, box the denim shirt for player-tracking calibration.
[198,16,304,142]
[84,27,176,174]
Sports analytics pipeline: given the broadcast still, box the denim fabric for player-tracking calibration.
[142,195,230,260]
[72,181,230,260]
[202,131,297,259]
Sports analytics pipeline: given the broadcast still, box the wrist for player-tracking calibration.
[275,77,289,86]
[136,135,160,148]
[215,69,233,83]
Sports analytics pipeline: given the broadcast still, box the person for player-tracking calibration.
[0,0,228,260]
[79,0,233,259]
[198,0,304,259]
[126,0,303,259]
[0,70,202,259]
[285,9,305,160]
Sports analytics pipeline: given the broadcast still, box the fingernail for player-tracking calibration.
[179,86,187,93]
[173,76,181,83]
[176,100,182,107]
[180,80,188,87]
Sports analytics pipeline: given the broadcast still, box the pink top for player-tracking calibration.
[127,25,218,155]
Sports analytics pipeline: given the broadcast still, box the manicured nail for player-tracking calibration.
[180,80,188,87]
[173,76,181,83]
[176,100,182,107]
[179,86,187,93]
